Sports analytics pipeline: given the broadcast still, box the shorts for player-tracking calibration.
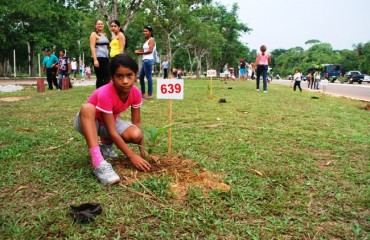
[239,69,245,75]
[74,112,133,138]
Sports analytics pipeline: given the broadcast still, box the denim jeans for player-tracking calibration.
[139,59,154,95]
[256,64,268,91]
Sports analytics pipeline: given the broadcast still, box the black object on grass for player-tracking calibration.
[70,203,102,223]
[219,98,227,103]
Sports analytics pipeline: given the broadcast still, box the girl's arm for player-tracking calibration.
[90,32,99,67]
[118,32,126,54]
[131,108,158,162]
[102,112,151,171]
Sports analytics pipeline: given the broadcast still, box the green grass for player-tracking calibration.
[0,79,369,239]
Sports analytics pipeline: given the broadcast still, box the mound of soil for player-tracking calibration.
[112,156,230,200]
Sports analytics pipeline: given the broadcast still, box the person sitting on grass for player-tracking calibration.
[74,53,157,184]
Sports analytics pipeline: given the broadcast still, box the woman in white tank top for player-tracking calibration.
[135,25,156,99]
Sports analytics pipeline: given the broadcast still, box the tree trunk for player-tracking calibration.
[29,41,36,77]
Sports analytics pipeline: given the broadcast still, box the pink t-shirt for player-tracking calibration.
[87,82,142,125]
[257,52,269,65]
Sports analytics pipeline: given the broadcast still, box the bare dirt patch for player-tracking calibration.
[112,156,230,200]
[0,96,31,102]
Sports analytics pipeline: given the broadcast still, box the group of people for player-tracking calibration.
[42,49,91,90]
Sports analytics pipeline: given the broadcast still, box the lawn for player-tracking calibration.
[0,79,369,239]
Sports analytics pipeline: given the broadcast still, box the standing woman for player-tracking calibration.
[90,19,110,88]
[135,25,156,99]
[255,45,271,93]
[109,20,126,58]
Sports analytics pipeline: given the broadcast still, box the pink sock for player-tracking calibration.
[89,146,104,168]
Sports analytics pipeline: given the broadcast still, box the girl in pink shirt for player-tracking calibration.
[255,45,271,92]
[74,54,157,184]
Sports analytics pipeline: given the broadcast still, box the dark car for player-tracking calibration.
[349,74,370,84]
[344,71,361,79]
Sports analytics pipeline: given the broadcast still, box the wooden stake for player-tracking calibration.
[210,76,213,98]
[168,99,172,155]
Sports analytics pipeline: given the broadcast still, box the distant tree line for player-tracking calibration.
[270,40,370,77]
[0,0,368,78]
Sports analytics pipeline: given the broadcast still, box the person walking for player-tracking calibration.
[90,19,110,88]
[161,57,169,79]
[109,20,126,58]
[41,48,59,90]
[255,45,271,93]
[57,50,71,90]
[314,71,321,90]
[135,25,156,99]
[71,58,78,80]
[293,68,302,92]
[239,58,246,80]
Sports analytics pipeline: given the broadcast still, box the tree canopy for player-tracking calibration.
[0,0,368,77]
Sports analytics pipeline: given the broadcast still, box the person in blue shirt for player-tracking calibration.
[161,57,168,79]
[42,48,59,90]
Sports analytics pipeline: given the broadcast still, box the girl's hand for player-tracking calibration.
[130,154,151,172]
[149,154,159,164]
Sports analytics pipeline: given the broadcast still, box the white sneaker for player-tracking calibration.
[256,89,260,92]
[263,91,267,93]
[93,161,120,184]
[99,143,118,158]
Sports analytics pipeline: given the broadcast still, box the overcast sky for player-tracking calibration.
[216,0,370,51]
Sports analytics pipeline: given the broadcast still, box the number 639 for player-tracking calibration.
[160,83,181,94]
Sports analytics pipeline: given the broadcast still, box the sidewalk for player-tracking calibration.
[0,78,95,92]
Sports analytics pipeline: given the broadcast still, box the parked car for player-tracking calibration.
[344,71,361,79]
[349,74,370,84]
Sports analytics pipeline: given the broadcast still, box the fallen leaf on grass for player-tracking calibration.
[250,168,264,177]
[17,128,34,132]
[14,185,28,193]
[45,137,74,151]
[200,123,226,128]
[325,161,333,166]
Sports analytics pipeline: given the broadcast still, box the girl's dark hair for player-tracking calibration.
[144,25,153,37]
[110,20,127,50]
[109,53,138,77]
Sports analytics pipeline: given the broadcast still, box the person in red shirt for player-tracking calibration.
[74,54,157,184]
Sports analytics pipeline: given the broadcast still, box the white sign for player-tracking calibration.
[157,79,184,100]
[321,80,329,86]
[207,69,217,77]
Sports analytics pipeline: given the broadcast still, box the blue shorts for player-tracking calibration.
[74,112,133,138]
[239,69,245,75]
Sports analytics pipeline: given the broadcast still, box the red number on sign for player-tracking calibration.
[161,84,167,94]
[175,84,181,93]
[168,84,174,94]
[160,83,182,94]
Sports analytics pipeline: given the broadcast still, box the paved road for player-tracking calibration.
[271,79,370,102]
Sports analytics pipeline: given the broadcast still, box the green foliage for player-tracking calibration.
[143,123,178,154]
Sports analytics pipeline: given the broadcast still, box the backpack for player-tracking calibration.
[153,49,160,64]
